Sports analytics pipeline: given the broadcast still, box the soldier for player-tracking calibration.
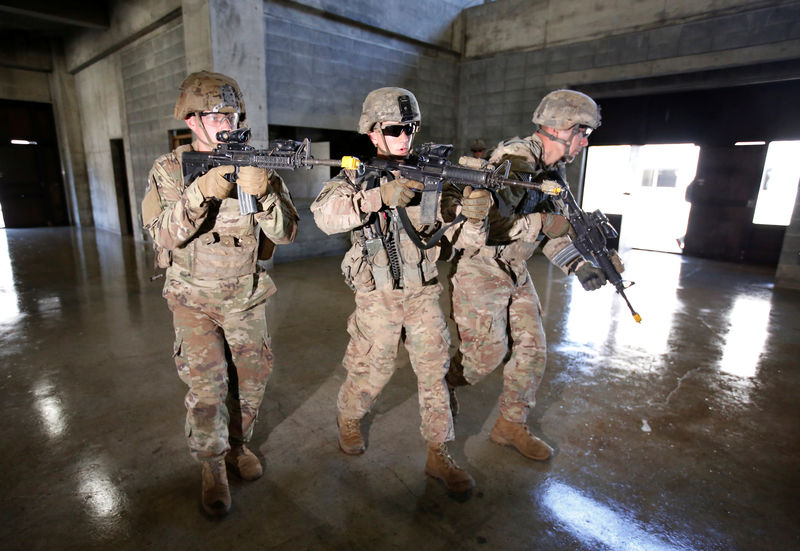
[445,89,608,461]
[311,87,491,493]
[469,138,487,159]
[141,71,299,516]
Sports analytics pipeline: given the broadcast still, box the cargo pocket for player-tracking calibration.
[421,245,439,285]
[342,246,375,292]
[370,246,394,291]
[342,311,374,372]
[173,337,191,386]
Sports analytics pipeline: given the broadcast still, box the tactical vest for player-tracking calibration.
[156,146,261,280]
[343,170,439,292]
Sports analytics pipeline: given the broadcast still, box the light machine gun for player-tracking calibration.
[182,128,359,215]
[547,170,641,323]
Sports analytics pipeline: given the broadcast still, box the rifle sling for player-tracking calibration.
[396,207,465,251]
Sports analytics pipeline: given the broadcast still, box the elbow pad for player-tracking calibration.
[551,242,583,272]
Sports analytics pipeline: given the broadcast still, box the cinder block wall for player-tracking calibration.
[263,1,461,145]
[456,0,800,154]
[120,18,187,235]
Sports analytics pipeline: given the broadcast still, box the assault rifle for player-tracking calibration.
[358,143,563,225]
[182,128,359,215]
[547,170,641,323]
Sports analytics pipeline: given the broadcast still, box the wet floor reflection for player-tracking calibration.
[558,251,681,367]
[557,250,777,392]
[539,479,693,551]
[78,462,125,518]
[76,456,130,540]
[717,294,771,379]
[32,378,67,439]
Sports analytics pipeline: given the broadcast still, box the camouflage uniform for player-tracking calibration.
[143,143,299,460]
[447,133,580,423]
[311,167,485,443]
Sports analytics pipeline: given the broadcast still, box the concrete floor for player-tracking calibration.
[1,227,798,551]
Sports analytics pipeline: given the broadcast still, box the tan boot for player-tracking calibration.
[425,442,475,493]
[201,459,231,517]
[489,416,553,461]
[225,444,263,481]
[337,414,365,455]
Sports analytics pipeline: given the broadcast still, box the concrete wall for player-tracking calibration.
[49,52,91,228]
[462,0,795,57]
[776,188,800,289]
[119,18,187,240]
[65,0,182,73]
[263,0,461,144]
[0,68,51,104]
[74,55,126,233]
[457,0,800,153]
[282,0,471,50]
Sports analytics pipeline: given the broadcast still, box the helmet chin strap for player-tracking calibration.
[194,113,216,148]
[537,125,583,164]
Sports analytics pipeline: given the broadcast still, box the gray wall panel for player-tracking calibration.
[120,19,186,219]
[264,2,460,144]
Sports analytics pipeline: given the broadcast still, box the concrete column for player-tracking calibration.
[49,41,93,227]
[181,0,268,146]
[775,184,800,290]
[181,0,214,73]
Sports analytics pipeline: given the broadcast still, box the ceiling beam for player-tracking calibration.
[0,1,108,29]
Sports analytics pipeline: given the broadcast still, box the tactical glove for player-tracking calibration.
[197,165,235,200]
[237,166,270,197]
[575,262,607,291]
[461,186,492,221]
[380,177,423,208]
[540,213,570,238]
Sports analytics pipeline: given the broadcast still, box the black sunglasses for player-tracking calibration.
[381,123,418,137]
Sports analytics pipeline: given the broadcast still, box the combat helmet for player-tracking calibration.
[174,70,245,121]
[470,138,487,152]
[532,89,600,130]
[357,87,421,134]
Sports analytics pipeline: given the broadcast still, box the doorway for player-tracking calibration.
[109,139,132,235]
[582,143,700,254]
[0,100,69,228]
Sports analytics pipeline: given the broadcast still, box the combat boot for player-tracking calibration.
[489,416,553,461]
[225,444,263,481]
[201,459,231,517]
[337,414,365,455]
[425,442,475,493]
[445,361,469,388]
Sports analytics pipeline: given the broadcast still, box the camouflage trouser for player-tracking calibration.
[450,256,546,423]
[168,299,274,461]
[337,284,454,443]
